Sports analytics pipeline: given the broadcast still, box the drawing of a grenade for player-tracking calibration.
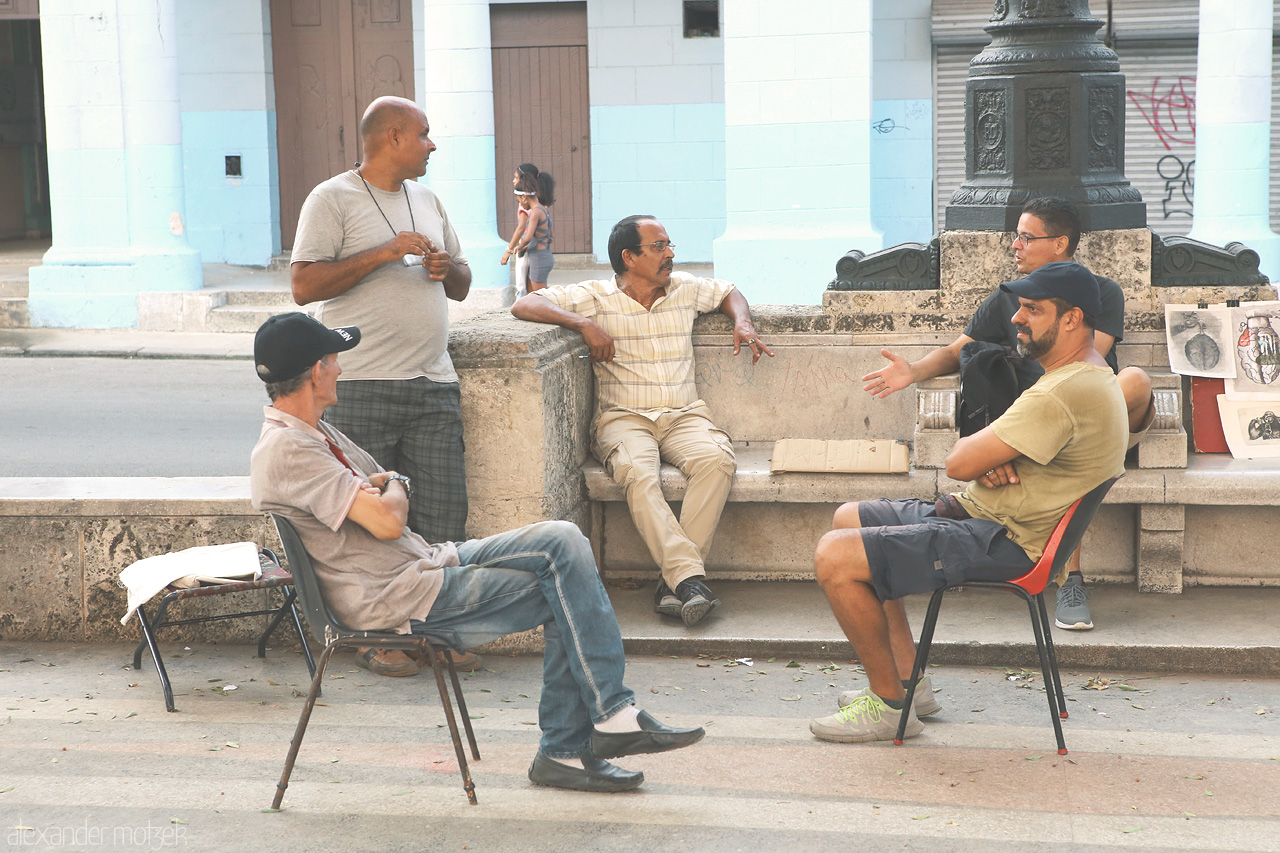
[1237,312,1280,385]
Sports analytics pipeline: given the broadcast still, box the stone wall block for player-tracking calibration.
[82,515,278,642]
[1140,504,1185,532]
[0,517,83,641]
[913,430,957,470]
[1138,504,1185,593]
[1138,431,1188,469]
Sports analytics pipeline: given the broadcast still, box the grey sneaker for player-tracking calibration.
[1055,575,1094,630]
[810,688,923,743]
[838,675,941,718]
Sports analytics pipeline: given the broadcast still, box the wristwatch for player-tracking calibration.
[383,473,412,497]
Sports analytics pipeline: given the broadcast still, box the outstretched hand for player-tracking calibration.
[862,349,914,398]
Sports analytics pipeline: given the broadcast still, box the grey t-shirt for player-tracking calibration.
[250,406,458,632]
[291,170,468,382]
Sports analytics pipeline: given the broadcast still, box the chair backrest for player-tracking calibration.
[1012,475,1122,594]
[270,513,357,645]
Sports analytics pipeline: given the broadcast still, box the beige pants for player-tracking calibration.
[593,405,736,588]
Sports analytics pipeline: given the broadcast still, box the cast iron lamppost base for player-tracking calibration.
[944,0,1145,232]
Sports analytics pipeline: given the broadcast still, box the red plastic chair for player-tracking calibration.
[894,475,1122,755]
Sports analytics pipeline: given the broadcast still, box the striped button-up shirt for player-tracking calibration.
[536,272,735,415]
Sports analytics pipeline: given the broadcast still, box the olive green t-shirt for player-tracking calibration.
[956,361,1127,561]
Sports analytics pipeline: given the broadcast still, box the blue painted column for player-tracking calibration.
[420,0,507,307]
[29,0,201,328]
[713,0,882,304]
[1188,0,1280,284]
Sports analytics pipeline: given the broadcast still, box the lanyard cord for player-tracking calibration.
[356,169,415,237]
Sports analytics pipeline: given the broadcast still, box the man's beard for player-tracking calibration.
[1015,320,1058,360]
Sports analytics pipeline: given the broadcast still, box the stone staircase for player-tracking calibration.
[136,265,297,332]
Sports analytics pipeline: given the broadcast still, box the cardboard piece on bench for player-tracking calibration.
[770,439,909,474]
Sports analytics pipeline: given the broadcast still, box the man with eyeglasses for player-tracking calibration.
[511,215,773,627]
[861,196,1154,632]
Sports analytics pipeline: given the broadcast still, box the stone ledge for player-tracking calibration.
[0,477,255,516]
[583,443,932,504]
[583,451,1280,507]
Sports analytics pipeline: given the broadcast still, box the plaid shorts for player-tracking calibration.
[856,498,1034,602]
[324,377,468,543]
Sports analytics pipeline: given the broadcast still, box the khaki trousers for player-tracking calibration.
[593,404,736,588]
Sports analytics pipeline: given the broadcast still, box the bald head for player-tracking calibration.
[360,96,425,155]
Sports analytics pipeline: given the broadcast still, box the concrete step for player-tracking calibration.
[610,580,1280,675]
[221,288,294,307]
[206,303,287,332]
[0,297,28,328]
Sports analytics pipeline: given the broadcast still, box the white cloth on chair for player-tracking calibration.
[120,541,262,625]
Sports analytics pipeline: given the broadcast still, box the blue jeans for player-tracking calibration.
[409,520,635,758]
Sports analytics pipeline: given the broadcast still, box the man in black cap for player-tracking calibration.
[807,262,1128,744]
[249,312,705,792]
[861,197,1154,631]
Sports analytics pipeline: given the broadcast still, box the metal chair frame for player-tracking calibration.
[269,513,480,808]
[895,475,1123,755]
[130,548,317,712]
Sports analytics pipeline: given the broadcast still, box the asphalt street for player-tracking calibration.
[1,357,263,476]
[2,643,1277,852]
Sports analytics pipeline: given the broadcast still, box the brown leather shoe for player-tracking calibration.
[354,647,419,677]
[447,650,483,672]
[408,648,484,672]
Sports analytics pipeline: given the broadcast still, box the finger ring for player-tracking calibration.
[748,339,756,344]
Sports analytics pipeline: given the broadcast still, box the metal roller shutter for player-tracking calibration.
[1118,43,1197,237]
[933,45,973,231]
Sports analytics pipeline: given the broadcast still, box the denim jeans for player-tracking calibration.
[409,520,635,758]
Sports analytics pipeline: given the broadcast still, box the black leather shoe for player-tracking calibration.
[675,578,719,627]
[590,710,706,760]
[527,751,644,792]
[653,580,682,618]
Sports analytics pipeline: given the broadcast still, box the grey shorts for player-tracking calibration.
[857,498,1034,602]
[525,247,554,282]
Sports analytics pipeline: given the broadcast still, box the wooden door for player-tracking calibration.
[491,3,591,254]
[270,0,414,250]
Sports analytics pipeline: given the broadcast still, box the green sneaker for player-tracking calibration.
[839,675,941,718]
[810,689,923,743]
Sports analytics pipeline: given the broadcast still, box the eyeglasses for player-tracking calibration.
[632,241,675,253]
[1012,232,1062,247]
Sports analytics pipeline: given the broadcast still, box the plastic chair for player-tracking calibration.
[895,475,1122,755]
[269,513,480,808]
[131,548,317,712]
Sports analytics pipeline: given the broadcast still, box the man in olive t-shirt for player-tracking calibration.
[808,261,1128,744]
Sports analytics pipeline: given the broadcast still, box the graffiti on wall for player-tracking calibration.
[1127,76,1197,222]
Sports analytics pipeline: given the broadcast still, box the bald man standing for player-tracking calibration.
[290,96,474,678]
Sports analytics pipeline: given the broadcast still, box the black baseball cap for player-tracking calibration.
[254,312,360,382]
[999,261,1101,316]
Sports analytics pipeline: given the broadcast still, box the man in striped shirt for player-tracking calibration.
[512,215,773,626]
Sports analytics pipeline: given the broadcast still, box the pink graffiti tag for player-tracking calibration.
[1127,77,1196,150]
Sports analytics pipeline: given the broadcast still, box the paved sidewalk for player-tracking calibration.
[2,642,1276,852]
